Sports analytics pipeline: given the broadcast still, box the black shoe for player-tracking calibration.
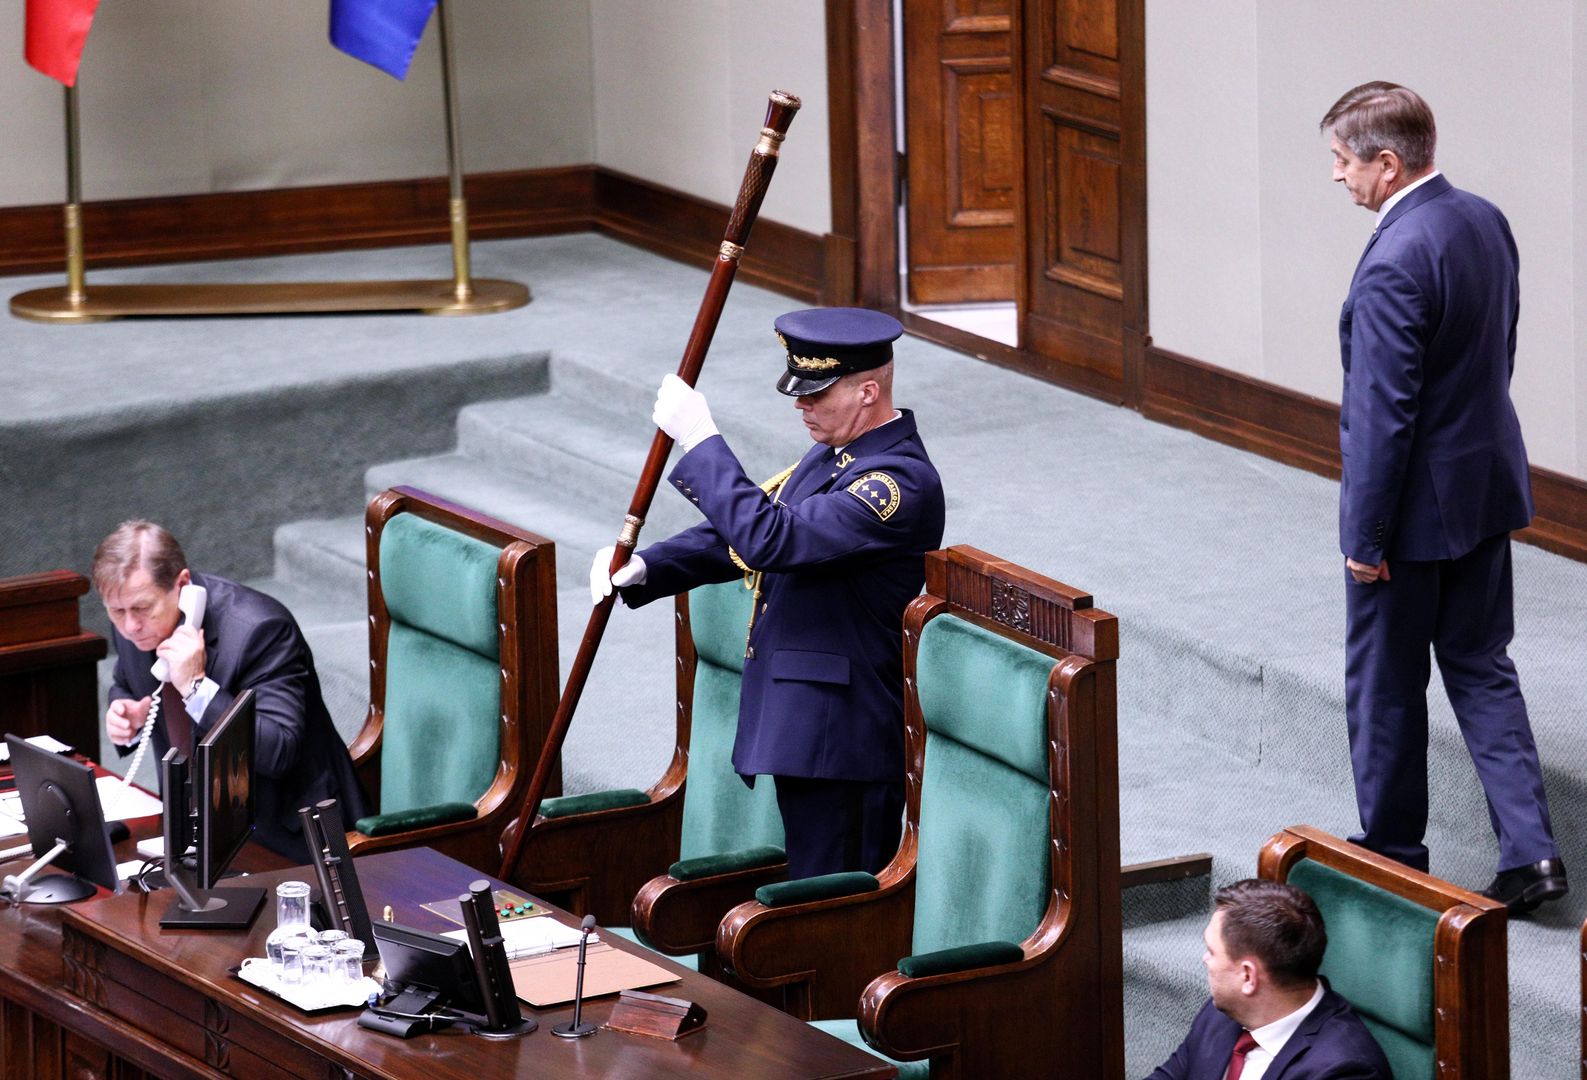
[1482,858,1568,914]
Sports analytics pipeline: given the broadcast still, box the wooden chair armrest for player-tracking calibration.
[497,789,685,925]
[857,947,1047,1064]
[715,870,915,1020]
[629,861,790,956]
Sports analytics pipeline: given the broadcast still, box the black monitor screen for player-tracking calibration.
[3,734,119,902]
[197,689,255,890]
[372,921,487,1014]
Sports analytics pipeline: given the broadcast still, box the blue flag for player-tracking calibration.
[329,0,439,80]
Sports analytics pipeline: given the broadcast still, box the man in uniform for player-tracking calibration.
[591,308,945,879]
[97,520,369,859]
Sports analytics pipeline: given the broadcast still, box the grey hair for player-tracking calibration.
[1321,81,1437,174]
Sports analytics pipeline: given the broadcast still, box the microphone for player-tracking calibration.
[552,914,599,1038]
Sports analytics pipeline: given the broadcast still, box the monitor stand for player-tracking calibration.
[158,863,264,929]
[11,871,98,904]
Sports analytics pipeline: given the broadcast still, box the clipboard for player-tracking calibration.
[508,941,680,1007]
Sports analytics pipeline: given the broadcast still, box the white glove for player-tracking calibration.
[590,546,647,605]
[652,373,719,454]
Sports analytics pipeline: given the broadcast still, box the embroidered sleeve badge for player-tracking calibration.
[846,471,902,521]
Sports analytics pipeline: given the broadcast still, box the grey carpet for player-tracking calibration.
[13,232,1581,1077]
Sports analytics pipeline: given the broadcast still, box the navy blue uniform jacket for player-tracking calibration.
[1339,174,1532,564]
[110,572,370,858]
[621,410,945,782]
[1146,989,1391,1080]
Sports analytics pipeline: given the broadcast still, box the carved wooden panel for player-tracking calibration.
[1044,111,1123,299]
[1021,0,1141,397]
[903,0,1017,303]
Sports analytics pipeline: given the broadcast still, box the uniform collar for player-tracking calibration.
[833,408,917,462]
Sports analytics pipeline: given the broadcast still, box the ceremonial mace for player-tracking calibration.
[499,90,801,881]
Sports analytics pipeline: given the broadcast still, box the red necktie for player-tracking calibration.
[161,682,194,759]
[1226,1031,1259,1080]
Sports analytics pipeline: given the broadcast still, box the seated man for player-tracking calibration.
[95,520,368,858]
[1149,879,1390,1080]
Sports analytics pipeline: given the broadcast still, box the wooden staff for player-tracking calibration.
[500,90,801,881]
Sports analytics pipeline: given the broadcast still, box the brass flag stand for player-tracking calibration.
[10,0,528,324]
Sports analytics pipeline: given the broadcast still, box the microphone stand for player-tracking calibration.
[552,915,598,1038]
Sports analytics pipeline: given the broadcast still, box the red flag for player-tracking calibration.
[25,0,102,86]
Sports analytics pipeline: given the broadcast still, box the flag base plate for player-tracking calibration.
[10,278,531,323]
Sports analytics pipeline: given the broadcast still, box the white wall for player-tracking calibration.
[0,0,594,206]
[588,0,832,237]
[1148,0,1583,479]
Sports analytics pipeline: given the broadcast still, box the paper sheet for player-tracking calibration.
[441,915,599,958]
[0,775,161,840]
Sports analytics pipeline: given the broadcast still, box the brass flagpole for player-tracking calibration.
[11,2,529,324]
[61,84,92,312]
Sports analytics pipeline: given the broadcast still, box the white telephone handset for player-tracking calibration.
[150,584,207,683]
[114,583,208,800]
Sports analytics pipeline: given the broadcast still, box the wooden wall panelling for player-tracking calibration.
[0,571,107,751]
[1142,344,1587,562]
[902,0,1017,303]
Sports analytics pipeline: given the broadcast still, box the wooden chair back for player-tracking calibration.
[1259,825,1508,1080]
[346,486,559,868]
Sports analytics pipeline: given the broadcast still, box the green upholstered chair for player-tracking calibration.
[1259,825,1508,1080]
[716,546,1125,1078]
[344,487,560,873]
[501,578,789,971]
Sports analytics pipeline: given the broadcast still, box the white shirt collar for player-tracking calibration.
[1237,981,1325,1080]
[1375,169,1441,228]
[835,410,903,456]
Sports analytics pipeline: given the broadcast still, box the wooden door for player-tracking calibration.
[902,0,1018,304]
[1019,0,1145,400]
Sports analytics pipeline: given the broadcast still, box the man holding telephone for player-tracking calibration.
[95,520,368,858]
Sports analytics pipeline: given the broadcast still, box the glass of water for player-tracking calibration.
[279,937,308,986]
[334,939,366,984]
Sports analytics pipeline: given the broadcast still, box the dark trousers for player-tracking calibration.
[1345,532,1556,873]
[773,776,905,880]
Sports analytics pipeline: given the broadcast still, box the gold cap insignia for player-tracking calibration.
[846,471,902,521]
[790,354,842,372]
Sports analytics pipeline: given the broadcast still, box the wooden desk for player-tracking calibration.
[16,846,893,1080]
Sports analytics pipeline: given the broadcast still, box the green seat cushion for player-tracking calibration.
[809,1019,929,1080]
[897,940,1023,979]
[755,871,878,908]
[677,581,784,861]
[380,622,501,814]
[911,615,1055,958]
[355,801,476,836]
[1287,859,1438,1077]
[604,925,700,971]
[379,513,502,659]
[538,789,651,819]
[669,844,785,882]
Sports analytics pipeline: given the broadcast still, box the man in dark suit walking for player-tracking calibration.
[591,308,946,880]
[1147,880,1390,1080]
[1323,82,1564,912]
[97,520,369,859]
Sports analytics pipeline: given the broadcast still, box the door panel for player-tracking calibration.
[903,0,1017,304]
[1022,0,1141,398]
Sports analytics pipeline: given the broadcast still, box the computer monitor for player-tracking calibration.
[372,920,488,1017]
[1,734,121,904]
[158,689,265,929]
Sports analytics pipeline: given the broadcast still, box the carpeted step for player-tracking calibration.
[270,517,370,603]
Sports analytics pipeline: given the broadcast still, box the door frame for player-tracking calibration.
[824,0,1148,405]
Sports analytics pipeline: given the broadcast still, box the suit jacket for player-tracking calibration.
[622,410,946,782]
[1338,174,1532,564]
[110,572,369,858]
[1147,989,1392,1080]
